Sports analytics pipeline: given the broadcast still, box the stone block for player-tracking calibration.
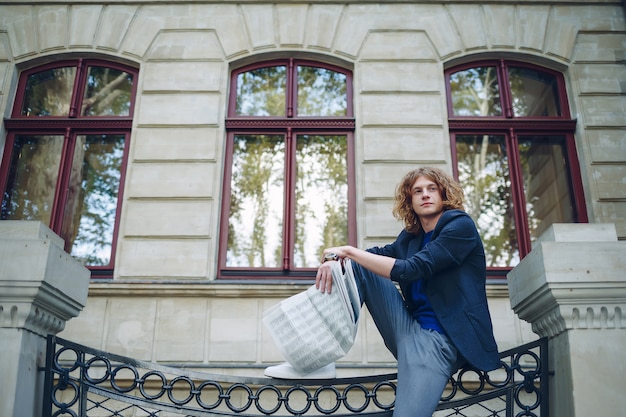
[136,93,221,126]
[359,31,437,61]
[155,298,208,362]
[590,165,626,200]
[68,5,103,48]
[141,62,224,92]
[242,5,275,50]
[448,6,489,51]
[146,30,224,60]
[361,127,447,162]
[126,162,215,198]
[482,5,516,48]
[124,200,213,237]
[36,6,67,52]
[1,6,37,58]
[276,4,307,46]
[105,298,157,360]
[580,96,626,127]
[94,5,137,51]
[116,239,210,278]
[132,127,219,161]
[585,129,626,163]
[517,6,550,52]
[574,64,626,94]
[208,299,258,362]
[305,5,344,50]
[360,62,440,93]
[360,94,443,126]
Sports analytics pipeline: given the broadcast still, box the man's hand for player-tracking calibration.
[315,261,335,294]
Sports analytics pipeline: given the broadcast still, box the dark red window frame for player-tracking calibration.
[445,59,587,279]
[220,58,356,280]
[1,58,138,279]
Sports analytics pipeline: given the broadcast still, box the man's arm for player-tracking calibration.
[316,246,395,294]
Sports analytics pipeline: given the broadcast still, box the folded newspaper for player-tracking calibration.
[263,260,360,373]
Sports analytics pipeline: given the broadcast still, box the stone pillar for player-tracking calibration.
[0,221,90,417]
[508,223,626,417]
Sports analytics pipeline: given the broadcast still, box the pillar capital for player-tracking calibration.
[0,221,90,335]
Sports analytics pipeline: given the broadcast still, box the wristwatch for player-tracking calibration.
[323,253,339,262]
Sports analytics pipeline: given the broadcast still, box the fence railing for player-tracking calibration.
[43,335,548,417]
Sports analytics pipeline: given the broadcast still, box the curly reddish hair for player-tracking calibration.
[392,167,465,234]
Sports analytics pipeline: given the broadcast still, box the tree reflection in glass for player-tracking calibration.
[508,67,560,117]
[63,135,125,266]
[456,135,519,267]
[449,67,501,116]
[294,135,348,267]
[81,67,134,116]
[227,135,285,267]
[21,67,76,116]
[1,135,64,224]
[297,66,347,116]
[518,136,575,243]
[236,66,287,116]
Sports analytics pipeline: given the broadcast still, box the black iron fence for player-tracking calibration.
[43,336,548,417]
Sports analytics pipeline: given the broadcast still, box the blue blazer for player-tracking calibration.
[367,209,500,371]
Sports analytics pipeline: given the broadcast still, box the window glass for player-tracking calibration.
[508,67,560,117]
[81,66,134,116]
[224,59,354,278]
[226,134,285,267]
[61,134,126,266]
[294,135,348,267]
[1,135,64,224]
[456,134,520,267]
[21,67,76,116]
[449,67,501,116]
[3,59,136,276]
[236,66,287,116]
[297,66,347,116]
[518,136,575,241]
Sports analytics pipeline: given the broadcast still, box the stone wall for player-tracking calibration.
[0,1,624,372]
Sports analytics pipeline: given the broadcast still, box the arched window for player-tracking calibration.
[445,59,587,277]
[221,58,355,279]
[1,59,137,278]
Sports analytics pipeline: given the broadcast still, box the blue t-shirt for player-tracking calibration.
[409,231,445,334]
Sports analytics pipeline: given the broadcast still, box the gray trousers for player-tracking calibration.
[352,263,458,417]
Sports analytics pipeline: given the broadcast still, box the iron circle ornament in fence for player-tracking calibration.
[138,370,168,400]
[371,381,395,410]
[110,364,140,393]
[196,380,225,410]
[167,375,196,405]
[486,360,513,388]
[225,382,255,413]
[255,385,283,415]
[283,385,314,415]
[313,385,342,414]
[342,383,370,413]
[84,356,112,385]
[53,346,81,373]
[455,367,486,396]
[51,379,80,409]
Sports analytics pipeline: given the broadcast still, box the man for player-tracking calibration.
[315,166,500,417]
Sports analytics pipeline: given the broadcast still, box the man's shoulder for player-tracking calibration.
[440,209,471,222]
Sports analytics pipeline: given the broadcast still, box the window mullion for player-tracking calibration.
[498,59,514,119]
[282,128,295,270]
[49,128,74,234]
[507,128,532,257]
[69,59,84,118]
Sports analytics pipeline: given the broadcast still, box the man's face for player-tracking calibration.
[411,176,444,219]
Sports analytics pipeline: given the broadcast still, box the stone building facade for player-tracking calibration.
[0,0,624,386]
